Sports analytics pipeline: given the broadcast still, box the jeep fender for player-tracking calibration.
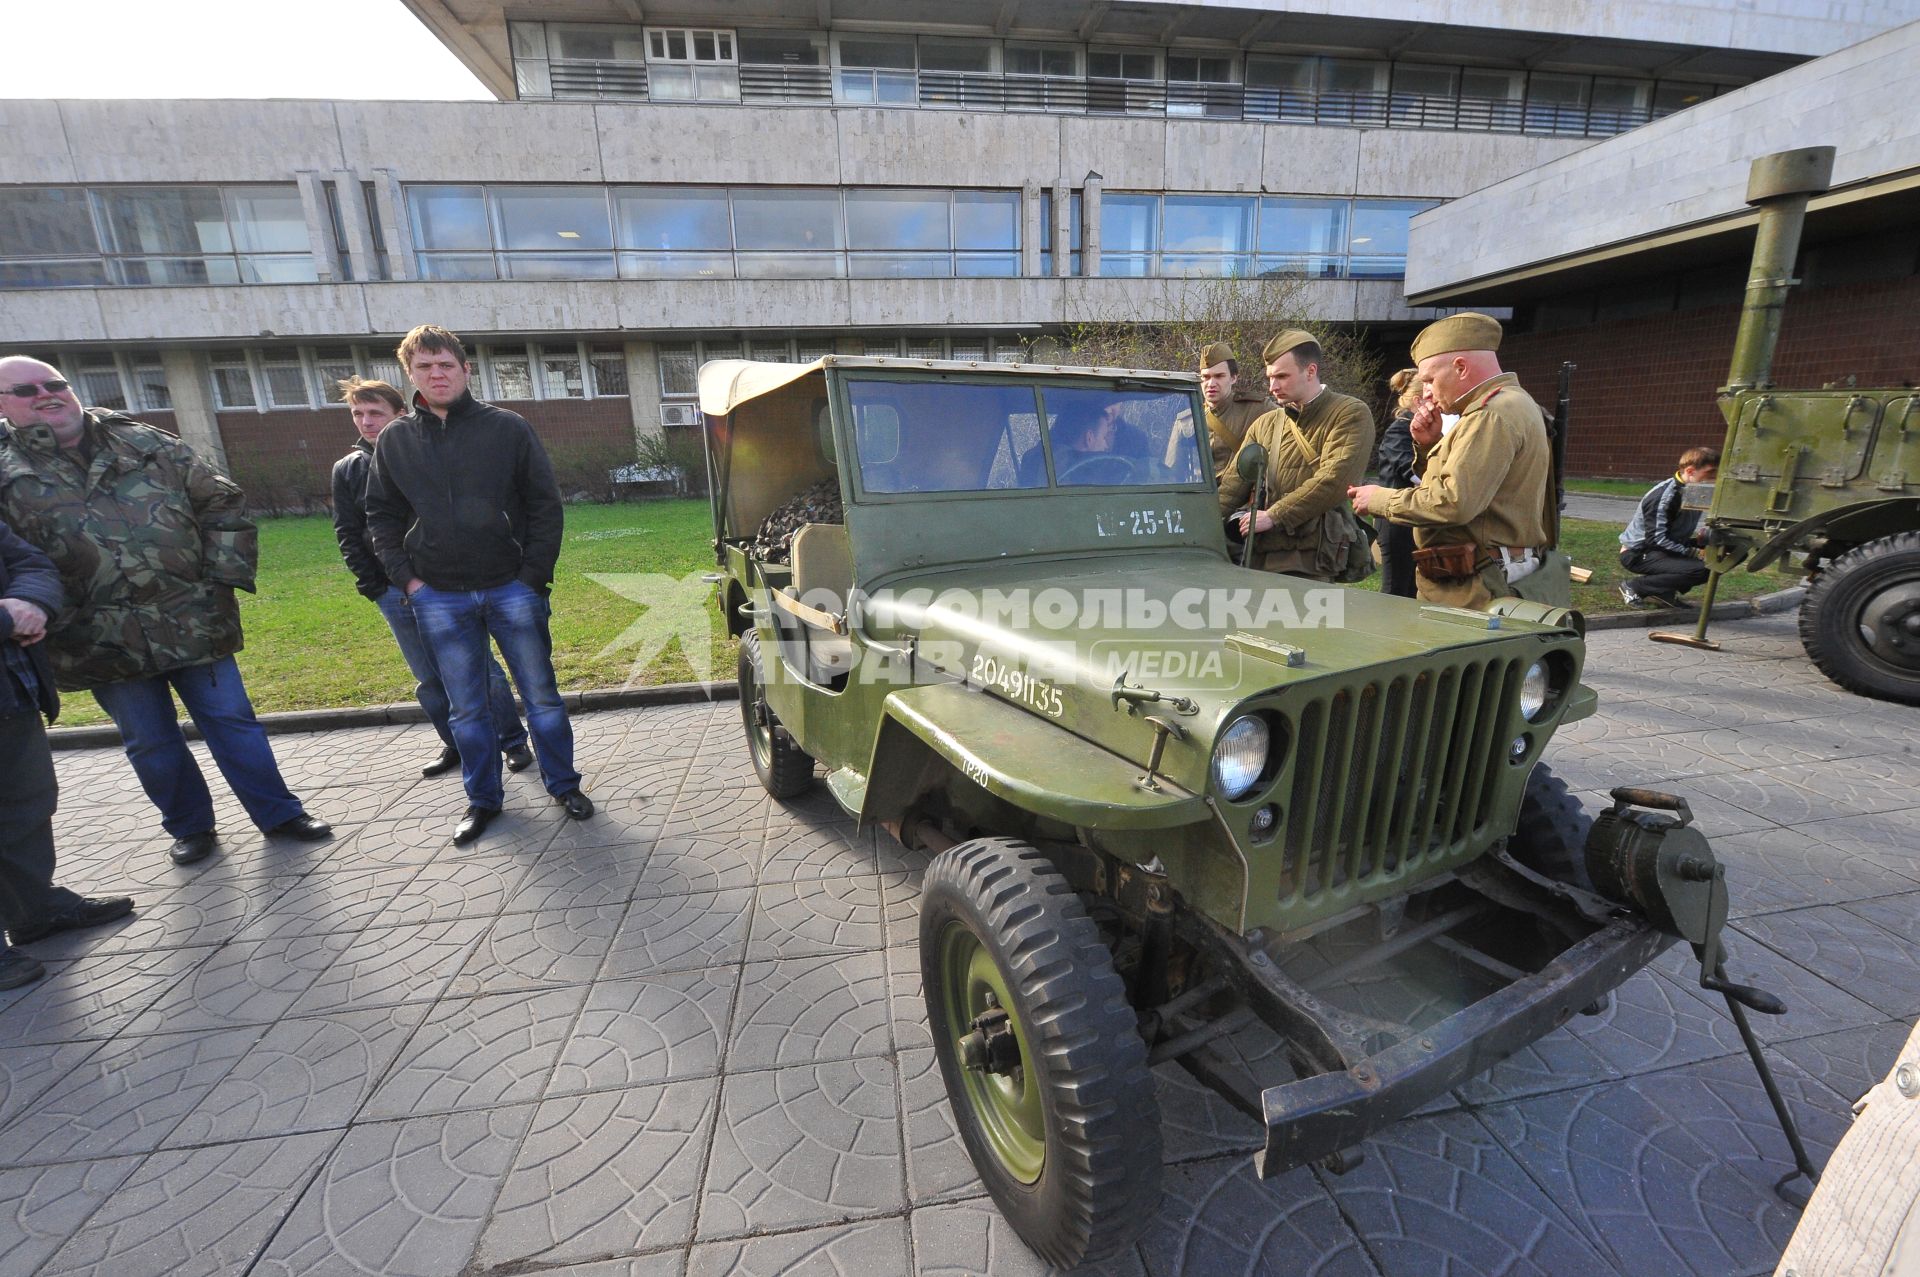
[860,681,1211,833]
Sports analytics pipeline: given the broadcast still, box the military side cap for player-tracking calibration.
[1261,328,1317,364]
[1199,342,1235,369]
[1411,312,1503,362]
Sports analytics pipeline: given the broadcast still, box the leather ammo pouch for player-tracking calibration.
[1411,542,1480,582]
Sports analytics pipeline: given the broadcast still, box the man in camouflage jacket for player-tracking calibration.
[0,356,331,866]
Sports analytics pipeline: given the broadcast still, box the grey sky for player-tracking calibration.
[3,0,489,100]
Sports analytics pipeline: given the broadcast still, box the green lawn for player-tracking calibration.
[51,502,1795,728]
[1564,477,1661,498]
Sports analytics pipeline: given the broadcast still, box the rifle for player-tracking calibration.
[1546,361,1574,549]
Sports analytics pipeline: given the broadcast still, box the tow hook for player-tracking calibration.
[959,993,1021,1076]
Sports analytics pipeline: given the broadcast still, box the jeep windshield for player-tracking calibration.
[847,377,1208,495]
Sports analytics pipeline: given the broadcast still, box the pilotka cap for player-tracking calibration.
[1199,342,1235,369]
[1260,329,1317,364]
[1410,312,1503,363]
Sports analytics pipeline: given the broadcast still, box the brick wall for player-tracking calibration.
[1500,274,1920,479]
[215,396,637,511]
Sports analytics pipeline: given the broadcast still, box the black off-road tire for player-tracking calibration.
[920,837,1161,1268]
[738,630,814,798]
[1799,532,1920,707]
[1510,763,1595,892]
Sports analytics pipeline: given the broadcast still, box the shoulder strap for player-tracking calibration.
[1282,409,1318,464]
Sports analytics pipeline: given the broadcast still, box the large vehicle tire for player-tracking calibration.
[920,837,1161,1268]
[1510,763,1594,892]
[738,629,814,798]
[1799,532,1920,706]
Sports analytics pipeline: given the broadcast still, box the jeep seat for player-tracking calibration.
[777,523,854,681]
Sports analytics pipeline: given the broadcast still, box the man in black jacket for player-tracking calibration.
[0,518,133,988]
[331,377,529,779]
[364,327,591,845]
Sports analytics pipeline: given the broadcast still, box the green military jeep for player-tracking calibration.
[700,355,1735,1267]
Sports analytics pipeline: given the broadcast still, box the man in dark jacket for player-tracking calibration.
[0,357,330,866]
[365,326,592,845]
[0,518,134,987]
[332,377,529,778]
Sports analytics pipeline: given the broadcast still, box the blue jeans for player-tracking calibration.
[406,580,579,809]
[374,587,526,753]
[91,655,305,838]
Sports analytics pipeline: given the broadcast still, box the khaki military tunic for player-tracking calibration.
[1364,373,1552,610]
[1217,388,1375,579]
[1204,385,1276,480]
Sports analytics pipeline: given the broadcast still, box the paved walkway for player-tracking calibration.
[3,613,1917,1276]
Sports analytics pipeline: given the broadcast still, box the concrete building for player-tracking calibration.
[4,0,1917,497]
[1407,17,1920,478]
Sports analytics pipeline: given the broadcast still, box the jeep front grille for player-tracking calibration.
[1277,656,1525,901]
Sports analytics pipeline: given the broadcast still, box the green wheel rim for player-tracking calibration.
[742,647,773,769]
[938,920,1045,1184]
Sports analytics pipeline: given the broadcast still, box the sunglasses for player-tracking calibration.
[1,379,71,398]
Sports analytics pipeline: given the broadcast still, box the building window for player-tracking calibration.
[128,353,171,412]
[657,343,698,398]
[1347,199,1436,276]
[1097,193,1437,280]
[588,344,628,396]
[312,346,358,403]
[94,186,315,286]
[538,343,587,398]
[615,186,733,279]
[209,354,257,410]
[731,189,846,279]
[72,353,126,411]
[1258,197,1348,278]
[1160,195,1256,277]
[493,187,616,280]
[645,27,738,101]
[485,346,534,401]
[1038,190,1084,276]
[258,351,311,409]
[1099,194,1158,277]
[0,188,110,288]
[836,37,916,104]
[846,190,951,278]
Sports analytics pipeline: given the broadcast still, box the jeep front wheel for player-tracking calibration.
[919,837,1160,1268]
[1799,532,1920,706]
[1511,763,1595,891]
[738,629,814,797]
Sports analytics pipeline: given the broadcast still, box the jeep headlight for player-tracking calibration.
[1211,716,1269,800]
[1520,661,1550,721]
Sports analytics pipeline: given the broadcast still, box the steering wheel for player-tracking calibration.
[1059,453,1139,485]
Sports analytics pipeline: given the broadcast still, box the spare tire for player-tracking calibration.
[1510,763,1594,892]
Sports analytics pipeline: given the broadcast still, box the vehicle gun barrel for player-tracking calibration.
[1724,146,1834,393]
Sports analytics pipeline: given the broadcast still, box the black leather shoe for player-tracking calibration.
[170,831,219,865]
[453,806,501,845]
[0,946,45,991]
[504,744,534,773]
[557,790,595,821]
[268,814,334,842]
[421,745,461,777]
[9,895,135,947]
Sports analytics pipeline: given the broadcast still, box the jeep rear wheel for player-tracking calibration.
[738,629,814,797]
[1799,532,1920,706]
[920,837,1160,1269]
[1511,763,1594,891]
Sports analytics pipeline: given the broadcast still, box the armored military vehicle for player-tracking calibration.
[700,355,1782,1266]
[1661,146,1920,706]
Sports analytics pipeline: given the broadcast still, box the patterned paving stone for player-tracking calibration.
[1772,1018,1914,1106]
[450,904,626,996]
[1664,925,1886,1046]
[233,861,425,940]
[290,918,490,1016]
[1326,1109,1616,1275]
[899,1047,983,1204]
[0,1027,261,1165]
[166,1002,428,1144]
[475,1080,717,1268]
[728,951,893,1069]
[698,1057,905,1239]
[344,811,550,866]
[603,889,754,978]
[0,1158,141,1276]
[505,841,650,913]
[11,944,219,1044]
[1475,1050,1847,1274]
[1151,1061,1265,1164]
[916,1195,1154,1276]
[886,947,933,1052]
[365,986,589,1119]
[1734,903,1920,1019]
[122,935,346,1034]
[548,967,737,1093]
[1838,889,1920,947]
[38,1131,339,1277]
[527,1255,687,1277]
[747,876,891,960]
[756,821,876,882]
[688,1217,910,1277]
[1713,825,1920,918]
[661,784,771,837]
[0,1041,106,1133]
[634,833,760,898]
[1562,968,1747,1078]
[253,1104,533,1277]
[18,875,301,959]
[1795,807,1920,878]
[369,849,537,927]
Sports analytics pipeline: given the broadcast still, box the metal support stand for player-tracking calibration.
[1650,569,1725,650]
[1697,943,1822,1208]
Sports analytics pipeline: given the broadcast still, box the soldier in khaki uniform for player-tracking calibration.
[1216,330,1376,580]
[1193,342,1276,480]
[1349,313,1558,611]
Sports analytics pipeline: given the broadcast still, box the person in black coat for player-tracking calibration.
[1374,368,1422,598]
[0,518,133,988]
